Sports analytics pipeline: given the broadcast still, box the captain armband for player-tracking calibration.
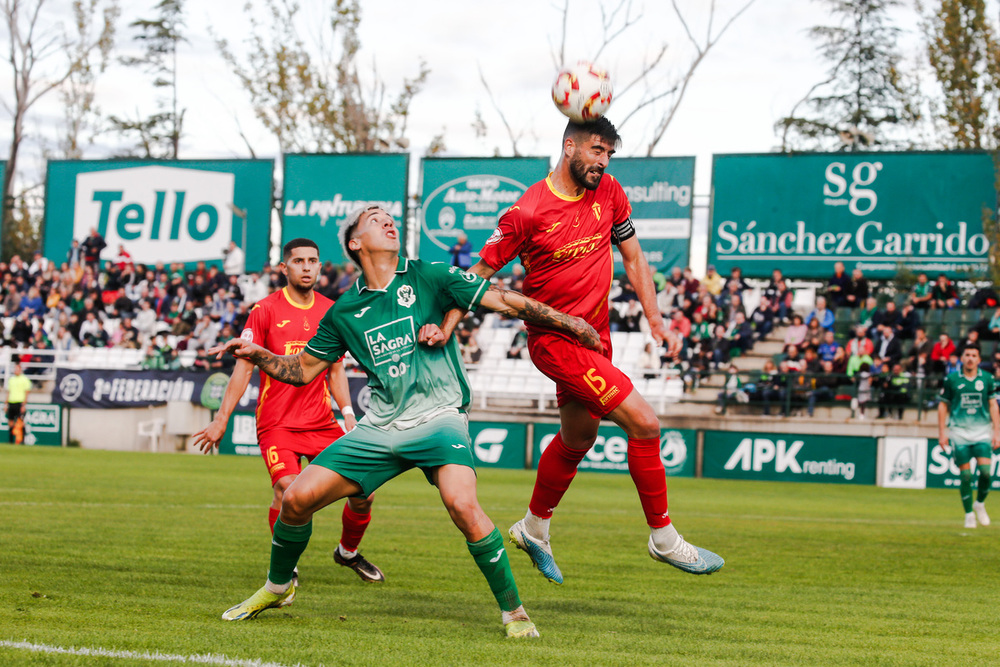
[610,217,636,245]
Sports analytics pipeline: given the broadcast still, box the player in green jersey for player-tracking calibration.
[937,345,1000,528]
[210,205,601,638]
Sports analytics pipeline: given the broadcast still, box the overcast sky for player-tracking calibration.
[1,0,931,267]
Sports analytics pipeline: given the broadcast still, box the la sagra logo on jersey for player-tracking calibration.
[364,316,416,367]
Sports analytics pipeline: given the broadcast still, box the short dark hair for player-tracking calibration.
[562,116,621,148]
[282,238,319,262]
[961,343,982,356]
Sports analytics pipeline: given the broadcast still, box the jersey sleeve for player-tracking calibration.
[607,175,633,225]
[424,262,490,311]
[939,376,953,404]
[242,302,269,347]
[477,204,527,272]
[304,307,347,361]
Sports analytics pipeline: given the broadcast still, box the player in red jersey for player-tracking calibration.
[436,118,723,582]
[193,238,384,593]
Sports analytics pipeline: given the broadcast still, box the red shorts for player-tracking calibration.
[528,331,633,419]
[258,423,346,486]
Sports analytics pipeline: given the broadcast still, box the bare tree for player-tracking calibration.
[480,0,758,156]
[0,0,118,260]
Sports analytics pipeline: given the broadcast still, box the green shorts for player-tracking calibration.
[311,411,476,496]
[952,442,992,467]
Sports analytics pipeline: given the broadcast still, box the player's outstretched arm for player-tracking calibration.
[191,357,254,453]
[479,285,602,352]
[208,339,331,387]
[434,260,498,347]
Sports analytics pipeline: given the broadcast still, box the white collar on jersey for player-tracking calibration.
[356,256,409,293]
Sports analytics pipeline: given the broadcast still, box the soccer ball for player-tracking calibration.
[551,61,613,123]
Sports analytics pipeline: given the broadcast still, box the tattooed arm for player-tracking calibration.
[479,285,603,352]
[207,339,331,386]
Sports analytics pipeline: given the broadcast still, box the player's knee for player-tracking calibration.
[960,468,973,483]
[280,486,313,523]
[628,411,660,440]
[444,494,482,529]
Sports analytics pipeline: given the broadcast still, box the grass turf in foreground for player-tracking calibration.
[0,445,996,666]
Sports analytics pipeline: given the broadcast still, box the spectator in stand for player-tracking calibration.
[81,227,106,272]
[872,301,901,341]
[808,360,840,417]
[803,317,824,352]
[729,267,749,294]
[781,343,805,373]
[859,296,879,331]
[874,323,903,368]
[655,279,678,316]
[826,261,851,307]
[223,241,246,276]
[507,322,529,360]
[721,291,746,324]
[854,363,874,419]
[805,295,835,331]
[10,312,32,344]
[830,345,848,375]
[748,359,783,416]
[134,300,158,344]
[667,266,684,291]
[784,313,807,348]
[845,268,868,308]
[931,333,957,374]
[695,293,719,325]
[980,306,1000,341]
[931,274,958,309]
[619,299,643,333]
[714,364,747,414]
[114,245,132,271]
[818,330,841,362]
[334,263,358,297]
[113,317,140,349]
[945,353,961,375]
[911,273,933,309]
[52,327,77,352]
[190,314,220,351]
[28,250,50,276]
[20,286,44,316]
[968,284,999,310]
[726,311,754,354]
[702,264,726,297]
[640,342,662,380]
[986,349,1000,376]
[449,232,473,270]
[689,310,712,341]
[709,323,731,366]
[66,239,83,267]
[749,295,775,342]
[456,326,482,365]
[905,328,932,370]
[79,311,107,347]
[960,329,982,352]
[668,308,691,340]
[895,302,920,340]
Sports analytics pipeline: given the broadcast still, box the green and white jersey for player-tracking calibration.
[305,258,489,429]
[939,369,999,445]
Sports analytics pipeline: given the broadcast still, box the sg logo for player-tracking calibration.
[822,161,882,217]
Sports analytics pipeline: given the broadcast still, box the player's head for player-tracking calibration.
[280,238,320,291]
[960,344,981,371]
[341,205,400,268]
[562,117,621,191]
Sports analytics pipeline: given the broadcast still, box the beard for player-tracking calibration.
[569,154,604,191]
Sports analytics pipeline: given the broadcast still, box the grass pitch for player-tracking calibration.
[1,445,997,666]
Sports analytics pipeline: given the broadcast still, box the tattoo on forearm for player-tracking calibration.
[250,349,306,386]
[493,286,572,330]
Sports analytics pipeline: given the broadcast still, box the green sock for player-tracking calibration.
[976,464,992,503]
[960,469,974,513]
[269,519,312,586]
[467,527,522,612]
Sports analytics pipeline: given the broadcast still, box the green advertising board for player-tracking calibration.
[419,157,549,265]
[469,421,527,469]
[926,440,1000,490]
[709,152,996,279]
[217,411,260,457]
[44,159,273,271]
[0,403,62,446]
[606,157,694,271]
[703,430,876,485]
[281,153,409,266]
[532,423,695,476]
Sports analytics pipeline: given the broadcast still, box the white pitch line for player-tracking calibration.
[0,640,309,667]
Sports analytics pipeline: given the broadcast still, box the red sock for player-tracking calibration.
[339,503,371,553]
[628,436,671,528]
[529,432,589,519]
[268,507,280,534]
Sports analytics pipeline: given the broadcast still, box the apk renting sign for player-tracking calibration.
[44,160,273,270]
[419,157,548,265]
[532,424,695,476]
[606,157,694,270]
[703,430,876,485]
[281,154,408,265]
[709,152,996,279]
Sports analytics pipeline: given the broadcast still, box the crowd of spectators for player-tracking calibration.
[0,230,360,374]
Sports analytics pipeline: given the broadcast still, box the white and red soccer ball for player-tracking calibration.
[551,61,613,123]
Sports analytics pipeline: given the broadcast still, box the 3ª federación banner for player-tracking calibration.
[281,154,409,266]
[703,430,876,485]
[606,157,694,271]
[709,152,996,279]
[532,423,695,476]
[419,157,549,265]
[44,159,273,271]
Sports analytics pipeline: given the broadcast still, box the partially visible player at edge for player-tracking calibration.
[435,117,724,581]
[210,205,603,637]
[937,344,1000,528]
[191,238,385,592]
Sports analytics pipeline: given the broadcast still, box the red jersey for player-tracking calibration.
[241,287,338,437]
[478,174,631,338]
